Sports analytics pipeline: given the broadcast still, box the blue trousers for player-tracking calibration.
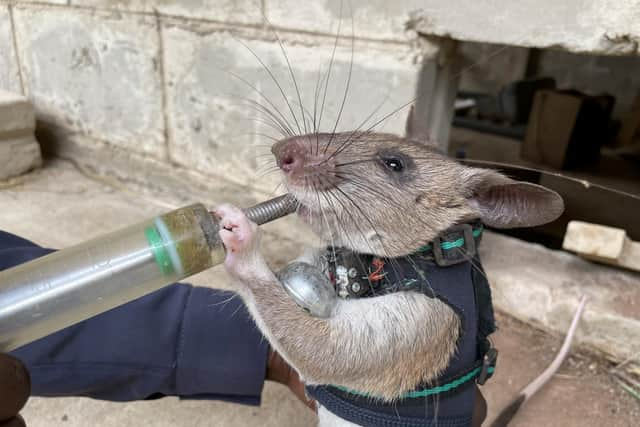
[1,231,268,405]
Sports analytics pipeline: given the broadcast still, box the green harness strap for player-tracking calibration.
[335,366,495,400]
[415,226,483,253]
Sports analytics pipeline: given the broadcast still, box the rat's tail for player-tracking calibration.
[490,295,588,427]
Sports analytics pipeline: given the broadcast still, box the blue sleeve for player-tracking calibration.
[0,231,269,405]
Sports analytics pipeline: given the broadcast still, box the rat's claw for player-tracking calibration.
[215,204,260,274]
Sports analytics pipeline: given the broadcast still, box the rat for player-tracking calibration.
[214,129,564,426]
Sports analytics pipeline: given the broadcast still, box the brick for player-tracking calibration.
[163,25,420,192]
[73,0,263,25]
[0,6,22,93]
[265,0,423,42]
[12,5,165,157]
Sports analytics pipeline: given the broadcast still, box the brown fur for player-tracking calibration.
[218,131,563,401]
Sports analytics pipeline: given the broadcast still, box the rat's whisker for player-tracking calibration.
[322,93,390,165]
[318,0,343,156]
[216,69,295,136]
[320,187,375,284]
[232,36,304,136]
[324,0,354,153]
[260,12,309,137]
[330,184,405,281]
[234,97,295,137]
[228,132,280,142]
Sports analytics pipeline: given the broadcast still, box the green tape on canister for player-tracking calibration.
[144,225,174,275]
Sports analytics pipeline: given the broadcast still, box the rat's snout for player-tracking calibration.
[272,138,307,175]
[271,136,336,189]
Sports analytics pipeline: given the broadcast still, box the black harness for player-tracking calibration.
[306,221,498,427]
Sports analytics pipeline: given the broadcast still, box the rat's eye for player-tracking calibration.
[383,157,404,172]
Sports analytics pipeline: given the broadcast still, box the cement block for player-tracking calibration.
[12,5,165,157]
[563,221,640,272]
[0,136,42,180]
[0,89,42,179]
[265,0,423,41]
[563,221,626,260]
[0,89,34,132]
[0,6,22,93]
[163,25,420,192]
[73,0,263,25]
[411,0,640,55]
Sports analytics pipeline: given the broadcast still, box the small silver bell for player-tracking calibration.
[277,262,337,318]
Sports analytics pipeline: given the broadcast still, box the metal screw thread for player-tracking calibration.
[244,194,298,225]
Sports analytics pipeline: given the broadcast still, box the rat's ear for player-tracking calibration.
[464,168,564,228]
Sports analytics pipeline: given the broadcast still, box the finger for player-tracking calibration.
[471,386,487,427]
[288,374,317,412]
[266,351,316,412]
[214,204,242,219]
[0,354,30,421]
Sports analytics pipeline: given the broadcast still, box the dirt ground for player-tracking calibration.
[21,311,640,427]
[484,312,640,426]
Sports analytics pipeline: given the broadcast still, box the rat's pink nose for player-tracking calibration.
[272,138,308,175]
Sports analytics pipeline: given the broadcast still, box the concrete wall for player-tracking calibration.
[411,0,640,55]
[0,0,427,192]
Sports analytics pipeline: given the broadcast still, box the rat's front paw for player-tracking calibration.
[214,204,261,276]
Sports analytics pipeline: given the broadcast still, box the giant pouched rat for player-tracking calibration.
[213,128,564,426]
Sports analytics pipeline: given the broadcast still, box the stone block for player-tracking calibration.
[0,89,42,179]
[0,89,34,131]
[73,0,263,25]
[0,136,42,180]
[563,221,626,260]
[163,25,420,192]
[12,5,165,157]
[265,0,423,41]
[0,6,22,93]
[563,221,640,272]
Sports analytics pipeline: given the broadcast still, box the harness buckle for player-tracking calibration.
[477,347,498,385]
[432,223,477,267]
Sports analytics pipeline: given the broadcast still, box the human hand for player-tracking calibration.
[266,350,316,412]
[0,353,30,427]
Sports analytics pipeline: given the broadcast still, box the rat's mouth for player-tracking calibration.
[296,203,312,219]
[290,193,330,223]
[293,197,321,219]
